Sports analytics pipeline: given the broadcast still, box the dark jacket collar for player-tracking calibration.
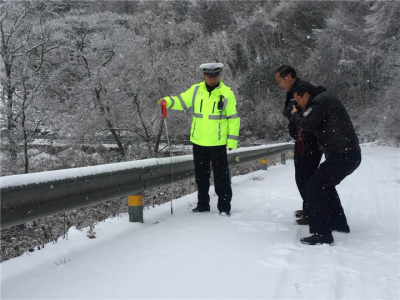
[205,81,221,94]
[289,77,301,95]
[285,77,301,107]
[307,86,328,108]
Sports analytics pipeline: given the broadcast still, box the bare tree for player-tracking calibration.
[0,1,63,174]
[366,1,400,144]
[51,12,133,158]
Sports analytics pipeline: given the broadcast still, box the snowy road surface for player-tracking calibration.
[1,145,399,299]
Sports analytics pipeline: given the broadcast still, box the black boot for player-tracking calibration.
[332,224,350,233]
[192,206,210,212]
[294,210,305,218]
[219,211,230,216]
[300,233,334,245]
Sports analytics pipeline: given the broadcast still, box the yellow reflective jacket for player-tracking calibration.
[162,81,240,149]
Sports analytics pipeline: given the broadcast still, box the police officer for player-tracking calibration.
[158,63,240,216]
[291,81,361,245]
[275,66,322,225]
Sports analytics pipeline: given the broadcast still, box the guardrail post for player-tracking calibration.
[128,194,143,223]
[260,158,268,170]
[281,153,286,165]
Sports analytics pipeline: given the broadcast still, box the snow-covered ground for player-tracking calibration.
[1,145,399,299]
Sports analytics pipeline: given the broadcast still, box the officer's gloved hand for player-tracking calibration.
[282,106,292,118]
[282,99,296,118]
[158,99,166,108]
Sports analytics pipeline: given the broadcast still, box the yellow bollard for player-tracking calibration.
[260,158,267,170]
[128,195,143,223]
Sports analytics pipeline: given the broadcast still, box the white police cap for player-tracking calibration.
[199,63,223,77]
[199,63,224,70]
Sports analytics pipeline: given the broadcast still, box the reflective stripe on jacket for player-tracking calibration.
[163,81,240,149]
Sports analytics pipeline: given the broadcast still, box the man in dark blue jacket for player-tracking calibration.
[291,81,361,245]
[275,66,322,225]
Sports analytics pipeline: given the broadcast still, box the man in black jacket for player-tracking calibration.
[275,66,322,225]
[291,81,361,245]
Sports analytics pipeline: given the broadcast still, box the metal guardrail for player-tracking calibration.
[29,135,193,145]
[0,143,294,229]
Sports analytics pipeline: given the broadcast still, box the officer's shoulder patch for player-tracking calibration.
[303,107,313,117]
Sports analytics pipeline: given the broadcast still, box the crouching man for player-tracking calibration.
[291,81,361,245]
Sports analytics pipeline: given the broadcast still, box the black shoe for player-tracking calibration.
[294,210,305,218]
[332,224,350,233]
[192,206,210,212]
[300,234,334,245]
[219,211,230,216]
[295,217,309,225]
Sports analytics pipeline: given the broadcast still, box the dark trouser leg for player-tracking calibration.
[209,145,232,213]
[193,143,211,208]
[306,152,361,235]
[294,142,322,214]
[326,187,347,230]
[294,146,306,203]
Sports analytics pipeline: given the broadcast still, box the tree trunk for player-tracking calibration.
[22,109,29,174]
[4,62,18,169]
[95,87,125,158]
[131,93,153,154]
[154,118,164,154]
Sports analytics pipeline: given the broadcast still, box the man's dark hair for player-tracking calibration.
[275,65,297,78]
[293,81,316,97]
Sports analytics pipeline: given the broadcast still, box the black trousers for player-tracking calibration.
[306,151,362,235]
[294,141,322,214]
[193,143,232,212]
